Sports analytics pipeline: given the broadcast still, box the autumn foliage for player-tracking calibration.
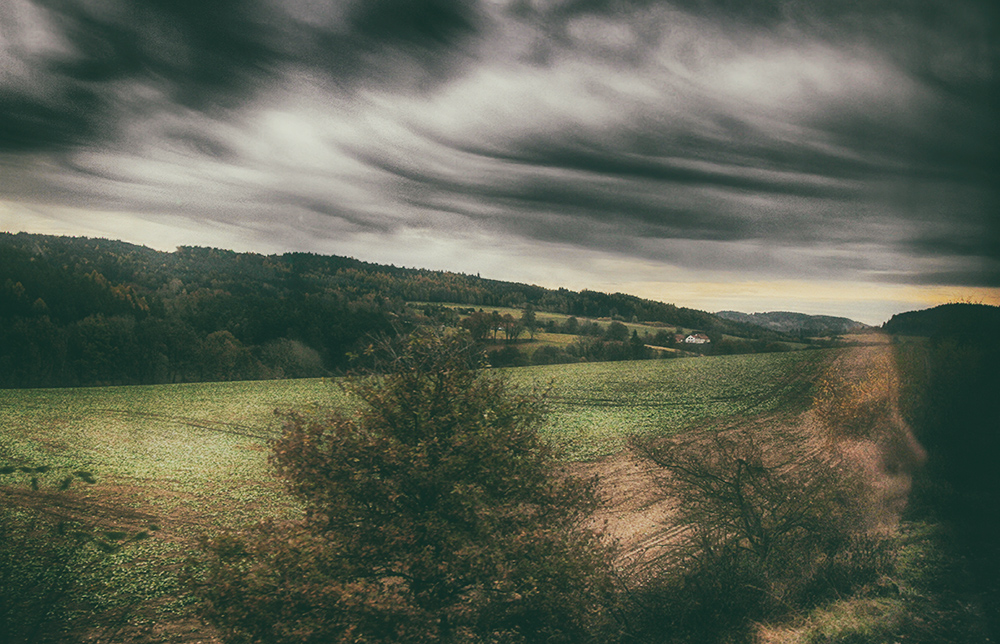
[812,351,895,440]
[191,330,619,643]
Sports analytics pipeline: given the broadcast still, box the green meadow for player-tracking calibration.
[0,350,830,639]
[4,345,972,642]
[1,349,831,528]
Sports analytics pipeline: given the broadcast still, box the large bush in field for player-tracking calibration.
[192,331,619,644]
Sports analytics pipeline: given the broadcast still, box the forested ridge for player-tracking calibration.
[1,232,774,388]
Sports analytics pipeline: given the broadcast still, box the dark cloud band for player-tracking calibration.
[1,0,997,291]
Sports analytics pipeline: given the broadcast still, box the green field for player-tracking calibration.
[511,350,830,458]
[0,379,347,531]
[408,301,689,336]
[0,348,834,639]
[1,349,832,517]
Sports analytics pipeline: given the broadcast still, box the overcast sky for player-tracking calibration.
[1,0,998,324]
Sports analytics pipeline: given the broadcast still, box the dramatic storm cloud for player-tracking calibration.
[2,0,998,322]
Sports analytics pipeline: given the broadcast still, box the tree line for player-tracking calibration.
[1,232,785,388]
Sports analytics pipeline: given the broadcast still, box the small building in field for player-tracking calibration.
[684,333,711,344]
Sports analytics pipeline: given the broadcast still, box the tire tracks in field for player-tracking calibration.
[10,400,274,441]
[1,486,160,532]
[94,407,275,441]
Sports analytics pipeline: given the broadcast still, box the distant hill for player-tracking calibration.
[0,231,793,387]
[882,303,1000,338]
[716,310,869,336]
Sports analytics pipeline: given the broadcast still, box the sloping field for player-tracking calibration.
[0,348,835,641]
[0,379,347,533]
[514,350,832,459]
[0,379,350,642]
[579,344,920,566]
[0,350,834,526]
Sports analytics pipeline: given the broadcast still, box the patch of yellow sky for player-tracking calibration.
[625,279,1000,326]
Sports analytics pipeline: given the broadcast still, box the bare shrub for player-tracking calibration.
[812,352,895,441]
[627,424,893,641]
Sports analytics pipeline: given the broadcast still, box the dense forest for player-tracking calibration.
[1,232,783,388]
[892,303,1000,638]
[883,302,1000,338]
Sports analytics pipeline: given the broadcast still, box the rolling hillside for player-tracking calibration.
[716,310,869,335]
[1,232,798,388]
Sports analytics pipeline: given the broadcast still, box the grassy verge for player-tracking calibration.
[764,520,989,644]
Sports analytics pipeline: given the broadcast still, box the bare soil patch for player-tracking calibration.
[573,452,679,566]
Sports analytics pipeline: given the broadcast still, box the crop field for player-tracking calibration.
[0,378,352,639]
[0,379,349,531]
[1,348,833,518]
[0,349,835,639]
[409,301,689,337]
[511,349,831,458]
